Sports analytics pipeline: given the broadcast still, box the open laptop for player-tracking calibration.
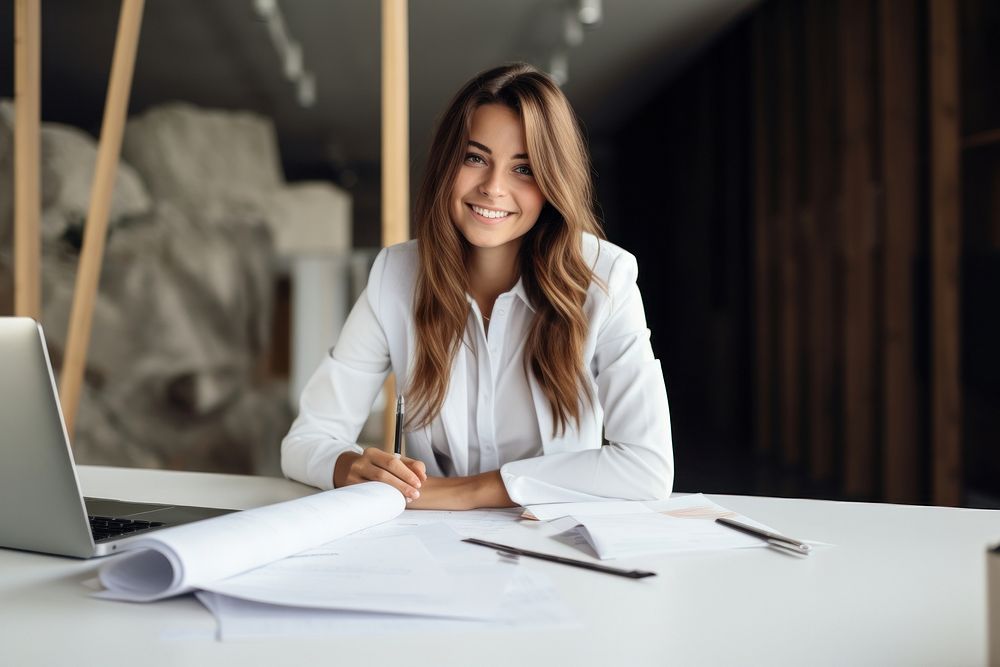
[0,317,236,558]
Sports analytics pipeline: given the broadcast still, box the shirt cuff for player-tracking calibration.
[308,443,364,490]
[500,460,611,506]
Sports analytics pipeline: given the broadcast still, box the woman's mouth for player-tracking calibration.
[469,203,512,222]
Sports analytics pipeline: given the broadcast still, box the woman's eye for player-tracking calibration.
[514,165,533,177]
[465,153,486,165]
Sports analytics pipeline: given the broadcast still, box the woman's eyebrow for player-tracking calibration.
[468,140,529,161]
[468,140,492,154]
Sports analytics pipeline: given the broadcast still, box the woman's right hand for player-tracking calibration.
[333,449,427,502]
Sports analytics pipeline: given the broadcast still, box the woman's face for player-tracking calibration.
[450,104,546,254]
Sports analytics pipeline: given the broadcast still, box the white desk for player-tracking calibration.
[1,466,995,666]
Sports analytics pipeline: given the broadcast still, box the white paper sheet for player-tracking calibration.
[380,507,525,537]
[571,494,783,559]
[197,568,576,641]
[521,500,655,521]
[97,482,404,601]
[202,526,513,619]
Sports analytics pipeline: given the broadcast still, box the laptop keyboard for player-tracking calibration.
[88,515,165,542]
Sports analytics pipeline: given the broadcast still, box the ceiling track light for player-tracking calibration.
[297,72,316,108]
[578,0,602,27]
[564,7,584,47]
[252,0,277,19]
[254,0,316,108]
[549,51,569,86]
[284,41,303,81]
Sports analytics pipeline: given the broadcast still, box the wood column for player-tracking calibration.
[59,0,145,435]
[14,0,41,320]
[751,9,775,458]
[928,0,962,506]
[774,1,802,469]
[381,0,409,450]
[839,0,878,499]
[879,0,920,504]
[803,0,837,485]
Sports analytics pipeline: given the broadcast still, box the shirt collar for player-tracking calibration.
[464,277,536,313]
[508,277,535,312]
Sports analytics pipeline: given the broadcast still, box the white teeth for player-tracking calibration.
[471,205,510,219]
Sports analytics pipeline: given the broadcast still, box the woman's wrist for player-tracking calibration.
[468,470,515,509]
[332,451,361,488]
[408,471,515,510]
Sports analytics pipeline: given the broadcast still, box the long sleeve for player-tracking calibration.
[499,251,674,505]
[280,262,392,490]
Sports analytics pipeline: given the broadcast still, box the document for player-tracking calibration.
[375,507,524,538]
[196,569,576,641]
[202,524,515,619]
[521,500,654,521]
[196,523,573,640]
[567,494,782,559]
[97,482,404,602]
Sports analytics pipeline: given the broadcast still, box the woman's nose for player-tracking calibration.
[478,169,505,198]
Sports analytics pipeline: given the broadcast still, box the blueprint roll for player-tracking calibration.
[97,482,405,602]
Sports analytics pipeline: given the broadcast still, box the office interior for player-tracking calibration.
[1,0,997,510]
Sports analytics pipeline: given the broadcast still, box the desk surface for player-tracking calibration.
[0,465,995,667]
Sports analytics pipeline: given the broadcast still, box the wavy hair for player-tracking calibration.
[408,63,604,436]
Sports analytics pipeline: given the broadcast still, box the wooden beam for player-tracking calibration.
[839,0,878,499]
[381,0,409,450]
[382,0,409,248]
[775,0,802,468]
[14,0,41,321]
[751,8,775,458]
[879,0,921,504]
[803,0,837,485]
[928,0,962,506]
[59,0,145,435]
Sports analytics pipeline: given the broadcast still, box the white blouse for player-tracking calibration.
[431,279,541,477]
[281,234,674,506]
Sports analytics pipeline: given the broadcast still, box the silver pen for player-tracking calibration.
[715,517,812,555]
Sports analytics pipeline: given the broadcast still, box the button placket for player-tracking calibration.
[481,298,508,470]
[476,313,495,469]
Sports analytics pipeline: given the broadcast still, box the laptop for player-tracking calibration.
[0,317,236,558]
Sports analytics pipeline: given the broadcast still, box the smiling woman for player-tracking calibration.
[281,63,674,510]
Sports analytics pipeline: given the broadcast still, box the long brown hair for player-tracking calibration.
[408,63,604,436]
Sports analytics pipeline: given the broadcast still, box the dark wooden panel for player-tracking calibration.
[803,0,838,484]
[839,0,878,499]
[776,0,803,468]
[879,0,921,504]
[928,0,963,506]
[752,9,776,457]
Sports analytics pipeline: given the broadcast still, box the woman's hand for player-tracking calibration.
[333,450,427,502]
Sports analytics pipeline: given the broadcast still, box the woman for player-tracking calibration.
[281,63,673,510]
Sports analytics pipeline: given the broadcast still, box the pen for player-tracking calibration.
[715,517,811,555]
[462,538,657,579]
[393,395,404,458]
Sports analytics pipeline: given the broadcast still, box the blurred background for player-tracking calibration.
[1,0,997,508]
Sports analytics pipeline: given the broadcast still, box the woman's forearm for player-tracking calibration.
[408,470,516,510]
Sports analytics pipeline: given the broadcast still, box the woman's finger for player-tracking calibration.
[376,453,423,490]
[403,456,427,481]
[363,464,420,501]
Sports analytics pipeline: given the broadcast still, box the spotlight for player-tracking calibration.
[549,51,569,86]
[578,0,602,26]
[297,72,316,108]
